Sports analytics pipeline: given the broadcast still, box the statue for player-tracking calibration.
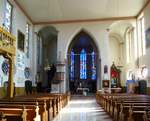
[110,62,121,88]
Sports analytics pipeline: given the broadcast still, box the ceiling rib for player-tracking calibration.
[136,0,150,18]
[34,16,136,25]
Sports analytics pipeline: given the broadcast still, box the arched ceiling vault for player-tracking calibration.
[109,21,134,42]
[38,26,58,42]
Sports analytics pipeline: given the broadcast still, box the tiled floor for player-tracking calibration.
[53,95,112,121]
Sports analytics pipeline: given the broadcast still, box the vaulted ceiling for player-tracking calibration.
[14,0,149,24]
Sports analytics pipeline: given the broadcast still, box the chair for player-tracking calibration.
[36,82,42,93]
[139,80,147,94]
[25,80,32,94]
[4,81,16,96]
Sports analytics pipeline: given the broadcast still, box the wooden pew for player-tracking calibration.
[96,92,150,121]
[0,92,70,121]
[13,95,58,121]
[16,93,69,117]
[15,93,70,120]
[0,97,49,121]
[118,103,150,121]
[107,95,150,117]
[0,103,39,121]
[114,99,150,120]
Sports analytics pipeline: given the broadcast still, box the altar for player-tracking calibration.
[111,87,122,93]
[76,87,89,95]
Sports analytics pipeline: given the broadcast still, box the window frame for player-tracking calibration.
[70,49,75,81]
[4,0,13,32]
[126,27,134,63]
[137,15,146,56]
[91,51,96,80]
[26,23,30,58]
[80,49,87,80]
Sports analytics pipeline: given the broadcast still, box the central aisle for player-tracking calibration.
[53,95,112,121]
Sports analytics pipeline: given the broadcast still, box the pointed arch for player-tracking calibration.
[67,29,100,93]
[66,28,100,57]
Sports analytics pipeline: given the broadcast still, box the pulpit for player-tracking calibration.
[51,62,65,93]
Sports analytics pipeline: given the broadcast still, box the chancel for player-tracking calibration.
[0,0,150,121]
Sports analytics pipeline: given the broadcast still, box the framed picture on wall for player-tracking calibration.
[102,80,110,88]
[17,30,25,51]
[146,28,150,48]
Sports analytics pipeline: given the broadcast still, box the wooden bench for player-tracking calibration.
[0,92,70,121]
[16,93,69,117]
[96,93,150,121]
[0,102,39,121]
[13,93,65,120]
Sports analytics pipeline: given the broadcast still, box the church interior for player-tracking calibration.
[0,0,150,120]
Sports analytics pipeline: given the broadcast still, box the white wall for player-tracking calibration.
[109,36,127,85]
[13,2,34,87]
[35,21,114,92]
[56,22,112,83]
[109,36,120,64]
[143,3,150,67]
[108,20,137,86]
[143,3,150,86]
[35,20,141,92]
[0,0,34,87]
[1,0,149,92]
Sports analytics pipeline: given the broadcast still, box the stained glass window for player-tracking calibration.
[91,51,96,80]
[26,23,30,58]
[4,1,12,32]
[80,49,87,79]
[70,50,75,80]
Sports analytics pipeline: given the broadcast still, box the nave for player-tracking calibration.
[53,95,112,121]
